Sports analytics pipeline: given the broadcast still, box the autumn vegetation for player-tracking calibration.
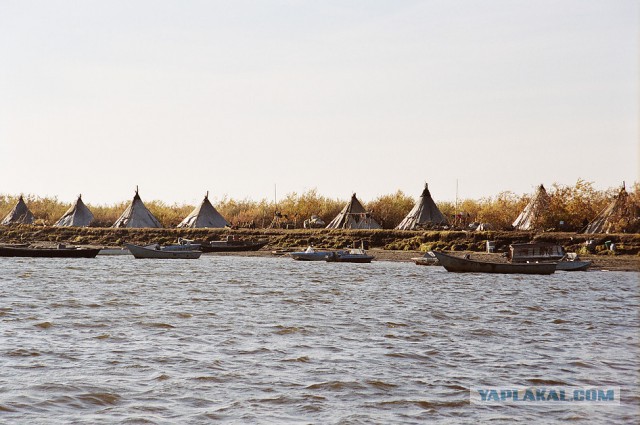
[1,180,638,232]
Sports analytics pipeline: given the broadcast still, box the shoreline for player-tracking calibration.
[1,225,638,271]
[212,248,640,272]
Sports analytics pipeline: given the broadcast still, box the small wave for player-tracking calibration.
[469,328,497,337]
[176,312,193,318]
[306,381,365,391]
[373,399,468,409]
[283,356,310,363]
[77,392,121,406]
[568,361,593,368]
[386,322,408,328]
[366,380,398,390]
[155,374,171,381]
[384,352,431,361]
[526,306,544,311]
[7,349,40,357]
[0,404,16,412]
[526,378,569,385]
[552,319,569,324]
[34,322,53,329]
[274,326,307,335]
[94,334,110,339]
[141,322,175,329]
[193,376,225,383]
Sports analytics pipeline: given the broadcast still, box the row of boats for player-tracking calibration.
[0,238,591,274]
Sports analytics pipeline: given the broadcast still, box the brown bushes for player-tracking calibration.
[0,181,638,231]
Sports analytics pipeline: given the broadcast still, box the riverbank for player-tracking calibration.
[213,249,640,272]
[1,225,639,271]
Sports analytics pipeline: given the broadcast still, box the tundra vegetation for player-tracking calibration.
[1,180,638,233]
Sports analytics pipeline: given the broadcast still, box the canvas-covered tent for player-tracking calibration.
[112,188,162,228]
[177,192,229,228]
[54,195,94,227]
[326,193,382,229]
[583,184,637,234]
[1,195,35,225]
[396,183,448,230]
[512,184,550,231]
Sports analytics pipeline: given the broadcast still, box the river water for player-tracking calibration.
[0,255,638,424]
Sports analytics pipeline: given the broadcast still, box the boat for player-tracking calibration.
[0,244,100,258]
[125,243,202,259]
[432,251,556,275]
[290,246,344,261]
[326,248,375,263]
[160,238,202,251]
[412,251,439,266]
[200,235,268,252]
[509,242,591,271]
[555,253,591,271]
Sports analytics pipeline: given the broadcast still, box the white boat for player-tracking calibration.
[290,246,344,261]
[412,251,439,266]
[125,243,202,259]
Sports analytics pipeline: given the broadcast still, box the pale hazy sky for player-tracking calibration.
[1,0,637,205]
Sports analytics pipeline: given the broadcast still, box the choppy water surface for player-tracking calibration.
[0,256,638,424]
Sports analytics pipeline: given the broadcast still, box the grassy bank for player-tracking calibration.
[1,225,639,256]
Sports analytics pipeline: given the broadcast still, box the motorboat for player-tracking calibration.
[325,248,375,264]
[432,251,556,275]
[290,246,343,261]
[125,243,202,259]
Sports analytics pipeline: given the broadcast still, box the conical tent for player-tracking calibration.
[177,192,229,228]
[512,184,550,231]
[1,195,35,225]
[54,195,94,227]
[326,193,382,229]
[112,188,162,228]
[583,185,636,234]
[396,183,448,230]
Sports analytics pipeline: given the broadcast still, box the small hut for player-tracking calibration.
[177,192,229,228]
[583,184,637,234]
[396,183,448,230]
[112,187,162,228]
[512,184,550,231]
[326,193,381,229]
[1,195,35,225]
[54,195,94,227]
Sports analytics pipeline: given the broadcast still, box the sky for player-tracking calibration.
[0,0,637,206]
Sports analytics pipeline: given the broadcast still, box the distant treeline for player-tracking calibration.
[1,180,638,232]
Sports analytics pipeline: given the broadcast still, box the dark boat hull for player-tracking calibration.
[433,251,556,275]
[0,246,100,258]
[200,241,268,252]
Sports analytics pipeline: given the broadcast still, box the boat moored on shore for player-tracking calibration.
[125,243,202,259]
[432,251,556,275]
[0,244,100,258]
